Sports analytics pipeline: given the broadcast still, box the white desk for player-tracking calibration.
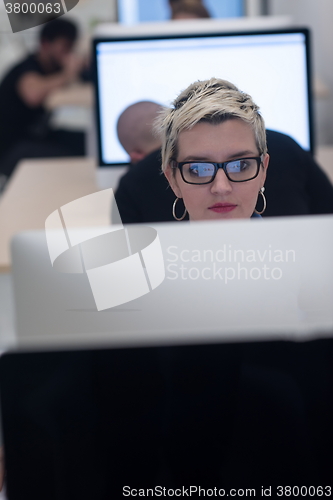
[46,83,93,131]
[45,83,93,110]
[0,157,126,273]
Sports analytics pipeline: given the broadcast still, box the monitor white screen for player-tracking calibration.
[94,30,312,166]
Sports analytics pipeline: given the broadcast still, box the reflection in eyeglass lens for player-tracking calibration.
[184,159,258,183]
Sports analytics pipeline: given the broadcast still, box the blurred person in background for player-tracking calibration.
[169,0,211,20]
[0,18,85,181]
[117,101,163,165]
[114,100,173,224]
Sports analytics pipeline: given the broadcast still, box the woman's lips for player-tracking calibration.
[208,203,237,213]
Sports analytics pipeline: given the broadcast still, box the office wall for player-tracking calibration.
[270,0,333,146]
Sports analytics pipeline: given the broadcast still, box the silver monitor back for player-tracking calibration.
[10,215,333,349]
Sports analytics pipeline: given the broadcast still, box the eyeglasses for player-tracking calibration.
[173,156,263,185]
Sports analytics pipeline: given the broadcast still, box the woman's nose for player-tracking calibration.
[210,168,233,194]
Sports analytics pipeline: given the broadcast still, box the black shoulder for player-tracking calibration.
[0,54,40,87]
[266,129,305,153]
[119,148,163,184]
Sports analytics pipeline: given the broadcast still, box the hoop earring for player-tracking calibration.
[172,197,187,221]
[255,187,266,215]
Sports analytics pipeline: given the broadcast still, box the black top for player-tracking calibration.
[114,148,176,224]
[0,54,50,158]
[114,130,333,223]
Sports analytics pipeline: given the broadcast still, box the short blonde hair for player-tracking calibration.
[156,78,267,172]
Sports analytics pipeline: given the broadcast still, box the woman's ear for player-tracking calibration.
[261,153,269,185]
[164,164,183,198]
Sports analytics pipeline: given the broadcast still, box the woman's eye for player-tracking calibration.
[228,160,250,172]
[190,163,214,176]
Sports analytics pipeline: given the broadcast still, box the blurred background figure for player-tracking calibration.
[169,0,211,20]
[0,18,85,180]
[114,99,174,224]
[117,101,162,164]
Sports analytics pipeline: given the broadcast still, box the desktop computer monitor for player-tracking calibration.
[93,28,313,167]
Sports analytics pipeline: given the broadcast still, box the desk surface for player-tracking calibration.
[45,83,93,110]
[0,157,122,273]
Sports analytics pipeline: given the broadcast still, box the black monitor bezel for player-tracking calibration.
[92,27,313,168]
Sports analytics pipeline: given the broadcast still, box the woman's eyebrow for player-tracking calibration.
[180,155,212,161]
[180,150,258,162]
[227,150,258,159]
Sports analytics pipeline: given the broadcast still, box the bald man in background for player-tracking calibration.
[117,101,162,164]
[114,101,176,224]
[114,100,333,224]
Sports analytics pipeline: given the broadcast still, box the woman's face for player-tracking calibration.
[165,119,269,221]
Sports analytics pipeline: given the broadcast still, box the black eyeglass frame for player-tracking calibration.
[173,156,264,185]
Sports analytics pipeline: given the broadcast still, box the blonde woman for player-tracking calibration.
[157,78,269,221]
